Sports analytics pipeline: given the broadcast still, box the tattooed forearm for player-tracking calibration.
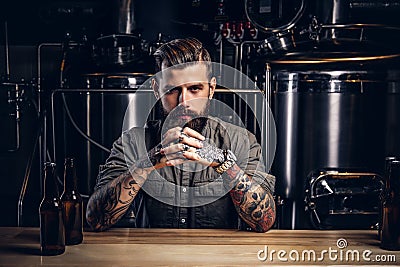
[227,164,276,232]
[86,142,166,231]
[86,166,151,231]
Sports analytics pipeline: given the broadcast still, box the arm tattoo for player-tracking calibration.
[86,142,166,231]
[227,164,276,232]
[86,162,153,231]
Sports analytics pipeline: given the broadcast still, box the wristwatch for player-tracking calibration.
[214,149,237,174]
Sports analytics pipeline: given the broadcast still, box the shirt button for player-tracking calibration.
[181,218,186,223]
[182,187,187,192]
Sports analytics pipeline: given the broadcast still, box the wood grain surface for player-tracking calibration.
[0,227,398,266]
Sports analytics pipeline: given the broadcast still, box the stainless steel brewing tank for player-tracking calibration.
[54,73,155,195]
[81,72,155,131]
[272,66,393,229]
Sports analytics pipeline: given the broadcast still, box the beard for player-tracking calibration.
[160,100,210,134]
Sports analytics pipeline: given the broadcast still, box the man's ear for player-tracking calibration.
[151,78,160,99]
[209,77,216,99]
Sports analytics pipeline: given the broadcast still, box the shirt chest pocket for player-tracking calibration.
[193,179,230,197]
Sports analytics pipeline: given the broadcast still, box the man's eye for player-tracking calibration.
[189,87,201,92]
[165,88,179,94]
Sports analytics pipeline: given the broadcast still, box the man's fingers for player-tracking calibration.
[161,127,183,146]
[162,143,183,155]
[163,142,202,156]
[164,151,187,166]
[165,158,186,166]
[182,151,201,161]
[180,135,203,149]
[161,126,205,149]
[182,127,205,141]
[162,150,213,167]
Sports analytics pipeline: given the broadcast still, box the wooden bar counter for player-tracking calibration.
[0,227,399,266]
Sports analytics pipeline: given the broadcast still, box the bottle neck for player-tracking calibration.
[44,165,60,198]
[64,168,78,192]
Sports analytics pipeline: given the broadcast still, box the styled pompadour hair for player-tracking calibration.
[153,37,212,78]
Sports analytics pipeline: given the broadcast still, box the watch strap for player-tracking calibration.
[214,150,236,174]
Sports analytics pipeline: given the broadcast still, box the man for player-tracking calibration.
[86,37,276,232]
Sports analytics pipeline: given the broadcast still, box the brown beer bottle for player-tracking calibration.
[39,162,65,255]
[61,158,83,245]
[381,159,400,250]
[378,156,397,240]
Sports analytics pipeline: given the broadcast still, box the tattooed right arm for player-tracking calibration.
[86,145,165,231]
[86,167,149,231]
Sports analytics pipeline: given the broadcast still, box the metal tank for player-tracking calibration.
[53,73,155,196]
[271,60,399,229]
[245,0,400,229]
[52,0,158,195]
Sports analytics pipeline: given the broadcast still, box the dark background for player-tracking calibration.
[0,0,400,229]
[0,0,250,227]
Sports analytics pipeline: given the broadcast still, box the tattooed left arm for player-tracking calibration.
[226,164,276,233]
[186,136,275,232]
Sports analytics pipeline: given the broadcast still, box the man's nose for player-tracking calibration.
[178,88,190,106]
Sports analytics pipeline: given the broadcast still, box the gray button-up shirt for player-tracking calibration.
[94,117,275,229]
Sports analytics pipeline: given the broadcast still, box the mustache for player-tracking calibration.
[169,106,199,118]
[160,99,211,132]
[162,106,208,132]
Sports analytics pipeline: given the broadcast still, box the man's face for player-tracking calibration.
[154,64,216,123]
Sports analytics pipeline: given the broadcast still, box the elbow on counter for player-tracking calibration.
[253,195,277,233]
[255,215,276,233]
[85,199,112,232]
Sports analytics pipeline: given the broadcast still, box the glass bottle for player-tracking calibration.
[39,162,65,255]
[61,157,83,245]
[381,159,400,250]
[379,156,397,240]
